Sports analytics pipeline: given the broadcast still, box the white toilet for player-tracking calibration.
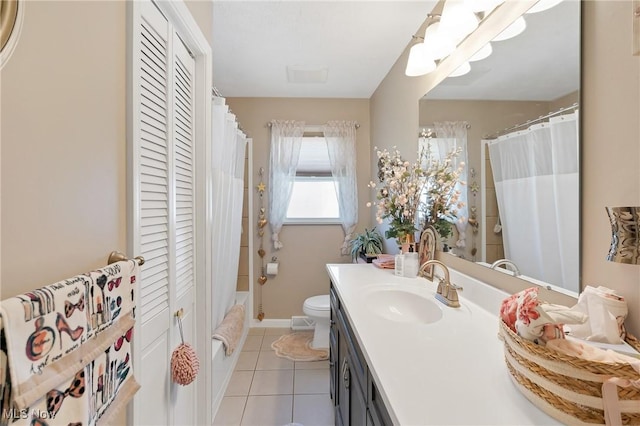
[303,294,330,349]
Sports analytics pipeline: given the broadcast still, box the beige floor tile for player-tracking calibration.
[235,351,259,371]
[213,396,246,426]
[249,370,294,395]
[260,334,281,351]
[295,360,329,370]
[256,350,294,370]
[240,395,293,426]
[294,369,330,395]
[293,394,334,426]
[225,371,254,397]
[241,335,263,352]
[248,328,265,336]
[264,327,292,336]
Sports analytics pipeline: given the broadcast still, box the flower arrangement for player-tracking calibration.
[419,144,466,240]
[368,145,465,243]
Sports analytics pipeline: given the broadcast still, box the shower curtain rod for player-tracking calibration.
[266,122,360,129]
[486,103,579,140]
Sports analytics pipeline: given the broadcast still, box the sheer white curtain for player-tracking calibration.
[434,121,469,248]
[211,96,248,327]
[323,121,358,255]
[488,112,579,292]
[268,120,305,249]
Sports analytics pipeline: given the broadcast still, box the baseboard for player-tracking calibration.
[249,318,291,328]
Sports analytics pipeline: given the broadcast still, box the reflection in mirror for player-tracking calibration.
[418,0,580,295]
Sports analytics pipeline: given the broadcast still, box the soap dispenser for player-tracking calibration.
[404,245,419,278]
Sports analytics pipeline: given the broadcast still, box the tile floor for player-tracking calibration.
[213,328,334,426]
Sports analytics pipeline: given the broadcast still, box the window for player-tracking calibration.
[285,136,340,223]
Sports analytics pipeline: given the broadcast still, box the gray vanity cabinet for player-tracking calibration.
[330,283,393,426]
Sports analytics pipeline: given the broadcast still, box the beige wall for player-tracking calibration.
[582,1,640,335]
[1,1,127,298]
[371,1,640,336]
[226,98,370,319]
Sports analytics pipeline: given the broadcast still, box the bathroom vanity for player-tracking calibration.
[327,263,562,425]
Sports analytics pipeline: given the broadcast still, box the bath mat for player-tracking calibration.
[271,332,329,362]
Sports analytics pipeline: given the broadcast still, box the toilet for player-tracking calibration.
[303,294,330,349]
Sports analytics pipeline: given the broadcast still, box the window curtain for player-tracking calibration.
[323,121,358,255]
[268,120,305,249]
[487,112,579,292]
[434,121,469,248]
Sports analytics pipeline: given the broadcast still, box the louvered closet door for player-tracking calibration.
[171,33,196,426]
[132,1,196,424]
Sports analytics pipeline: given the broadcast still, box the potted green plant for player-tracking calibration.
[349,227,384,263]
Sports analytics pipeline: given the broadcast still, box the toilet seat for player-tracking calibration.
[303,295,330,316]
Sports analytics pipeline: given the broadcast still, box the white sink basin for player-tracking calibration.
[364,288,443,324]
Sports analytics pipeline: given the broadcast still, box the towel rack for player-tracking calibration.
[108,250,145,266]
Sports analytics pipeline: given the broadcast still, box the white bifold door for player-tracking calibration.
[130,1,197,424]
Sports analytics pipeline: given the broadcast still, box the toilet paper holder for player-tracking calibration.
[266,257,279,276]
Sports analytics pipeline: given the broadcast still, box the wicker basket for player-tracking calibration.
[498,319,640,425]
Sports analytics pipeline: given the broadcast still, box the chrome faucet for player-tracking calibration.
[418,260,462,308]
[490,259,521,276]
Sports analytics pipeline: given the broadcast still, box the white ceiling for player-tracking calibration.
[211,1,580,101]
[212,1,437,98]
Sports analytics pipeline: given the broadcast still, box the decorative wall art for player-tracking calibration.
[256,167,267,321]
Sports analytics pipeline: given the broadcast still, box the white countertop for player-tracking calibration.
[326,263,562,426]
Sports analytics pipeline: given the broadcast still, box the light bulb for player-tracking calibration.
[440,0,479,44]
[449,61,471,77]
[526,0,563,14]
[469,42,492,62]
[405,43,436,77]
[422,22,455,60]
[492,16,526,42]
[464,0,504,13]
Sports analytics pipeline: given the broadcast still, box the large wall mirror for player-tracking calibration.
[419,0,581,295]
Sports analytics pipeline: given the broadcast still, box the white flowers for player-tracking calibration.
[368,144,465,241]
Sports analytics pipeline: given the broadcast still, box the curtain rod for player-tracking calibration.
[485,103,579,140]
[418,122,471,138]
[266,122,360,129]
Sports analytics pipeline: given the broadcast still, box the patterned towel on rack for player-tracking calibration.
[0,260,140,425]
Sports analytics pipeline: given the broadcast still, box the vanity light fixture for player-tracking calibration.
[468,42,493,62]
[423,21,456,61]
[606,206,640,264]
[465,0,504,14]
[405,39,437,77]
[526,0,564,14]
[492,16,527,42]
[449,61,471,77]
[440,0,479,44]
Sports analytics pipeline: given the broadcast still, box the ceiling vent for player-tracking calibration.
[286,65,328,84]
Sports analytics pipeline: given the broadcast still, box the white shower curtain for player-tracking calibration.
[324,121,358,255]
[488,112,579,292]
[434,122,469,248]
[268,120,305,249]
[211,96,248,328]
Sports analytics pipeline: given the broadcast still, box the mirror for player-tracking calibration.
[418,1,581,295]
